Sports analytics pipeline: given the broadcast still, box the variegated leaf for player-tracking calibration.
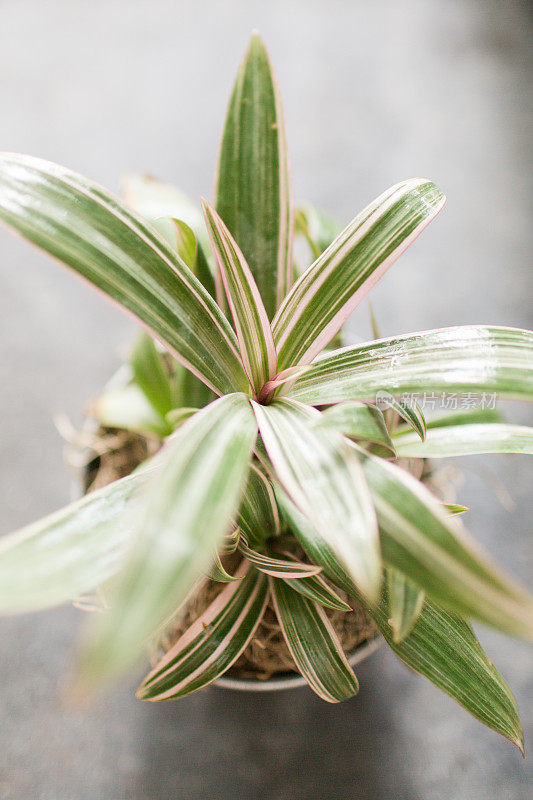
[0,153,247,395]
[238,464,280,547]
[394,423,533,458]
[270,577,359,702]
[238,537,321,579]
[214,32,293,317]
[273,179,445,369]
[138,563,268,700]
[276,491,523,750]
[361,451,533,639]
[77,393,257,689]
[202,199,277,393]
[386,567,425,643]
[94,383,170,437]
[287,326,533,405]
[0,468,152,614]
[376,391,426,441]
[252,399,382,602]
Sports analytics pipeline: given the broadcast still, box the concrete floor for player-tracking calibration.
[0,1,531,798]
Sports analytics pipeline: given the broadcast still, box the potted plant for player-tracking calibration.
[0,33,531,751]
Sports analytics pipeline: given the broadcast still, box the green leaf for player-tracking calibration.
[121,171,216,299]
[77,393,258,689]
[152,217,197,270]
[94,383,170,437]
[130,332,174,418]
[386,567,425,643]
[138,563,268,700]
[443,503,469,516]
[202,199,277,393]
[273,180,445,369]
[361,451,533,639]
[287,326,533,405]
[318,401,395,457]
[394,423,533,458]
[427,407,503,429]
[166,407,198,430]
[294,204,343,261]
[270,577,359,702]
[276,492,523,750]
[238,537,322,578]
[374,591,524,753]
[215,32,293,318]
[0,153,247,396]
[281,566,352,612]
[0,468,152,614]
[207,553,242,583]
[252,399,382,602]
[238,464,280,547]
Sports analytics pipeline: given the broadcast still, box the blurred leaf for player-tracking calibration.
[130,332,174,418]
[386,567,425,643]
[443,503,469,516]
[94,383,170,437]
[318,401,395,457]
[152,217,197,270]
[77,393,257,690]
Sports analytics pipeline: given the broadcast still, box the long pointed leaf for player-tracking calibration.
[394,423,533,457]
[318,401,395,457]
[77,393,257,689]
[252,399,382,602]
[138,563,268,700]
[202,199,277,393]
[0,153,247,395]
[288,326,533,405]
[130,332,174,418]
[238,538,321,579]
[214,33,293,317]
[276,491,523,750]
[270,577,359,702]
[361,451,533,639]
[238,464,280,547]
[273,179,445,368]
[0,468,152,614]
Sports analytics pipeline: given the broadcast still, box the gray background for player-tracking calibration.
[0,1,532,798]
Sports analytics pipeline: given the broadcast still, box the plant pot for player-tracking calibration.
[65,367,382,693]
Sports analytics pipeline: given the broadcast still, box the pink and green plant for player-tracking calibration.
[0,33,532,750]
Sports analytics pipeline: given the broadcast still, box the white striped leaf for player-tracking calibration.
[238,537,322,579]
[281,567,352,612]
[138,563,268,700]
[376,391,427,441]
[214,33,293,318]
[77,393,258,689]
[361,451,533,639]
[394,423,533,458]
[318,401,395,457]
[0,153,247,396]
[276,490,523,750]
[273,179,445,369]
[202,199,277,394]
[207,554,242,583]
[270,577,359,702]
[0,468,152,614]
[426,408,503,428]
[252,399,382,603]
[238,464,280,547]
[287,326,533,405]
[386,567,425,643]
